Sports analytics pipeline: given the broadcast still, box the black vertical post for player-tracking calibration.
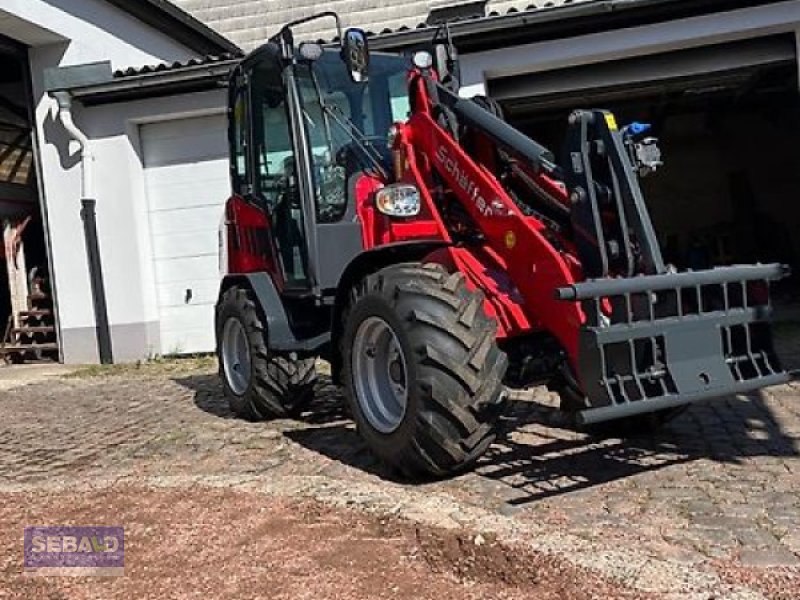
[80,198,113,364]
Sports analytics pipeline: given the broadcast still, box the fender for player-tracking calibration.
[217,273,330,355]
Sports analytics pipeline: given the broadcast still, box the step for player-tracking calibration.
[12,326,56,335]
[0,343,58,354]
[20,310,52,319]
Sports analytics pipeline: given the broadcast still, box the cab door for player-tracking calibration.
[233,51,369,296]
[232,55,316,293]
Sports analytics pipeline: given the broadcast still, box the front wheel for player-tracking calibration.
[216,286,317,421]
[342,264,508,479]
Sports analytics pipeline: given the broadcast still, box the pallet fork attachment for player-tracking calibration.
[557,264,790,425]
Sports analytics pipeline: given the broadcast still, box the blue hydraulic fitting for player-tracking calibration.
[622,122,652,136]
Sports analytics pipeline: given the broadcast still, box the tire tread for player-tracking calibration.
[343,263,508,478]
[217,286,317,420]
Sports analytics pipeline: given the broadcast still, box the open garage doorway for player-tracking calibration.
[0,38,58,364]
[492,35,800,303]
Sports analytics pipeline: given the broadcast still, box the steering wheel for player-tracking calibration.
[336,137,390,173]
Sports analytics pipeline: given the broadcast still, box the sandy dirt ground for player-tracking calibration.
[0,488,645,600]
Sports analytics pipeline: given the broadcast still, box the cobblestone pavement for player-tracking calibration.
[0,363,77,391]
[0,351,798,599]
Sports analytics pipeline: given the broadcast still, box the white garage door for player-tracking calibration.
[141,115,229,355]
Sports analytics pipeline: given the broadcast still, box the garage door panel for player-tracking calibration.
[145,161,230,212]
[141,115,224,140]
[144,140,226,167]
[157,279,220,308]
[142,115,229,356]
[160,329,215,356]
[154,255,219,285]
[149,205,225,237]
[159,305,216,331]
[151,230,220,260]
[142,116,228,167]
[158,306,216,354]
[145,180,228,213]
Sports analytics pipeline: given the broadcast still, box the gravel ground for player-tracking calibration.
[0,346,798,599]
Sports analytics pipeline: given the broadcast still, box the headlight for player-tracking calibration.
[412,51,433,70]
[375,184,421,218]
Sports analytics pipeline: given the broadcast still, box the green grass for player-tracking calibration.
[65,355,217,380]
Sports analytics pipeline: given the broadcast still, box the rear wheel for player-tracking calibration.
[217,286,316,421]
[342,264,508,479]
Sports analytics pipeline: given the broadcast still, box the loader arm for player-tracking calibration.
[395,68,788,424]
[395,70,592,369]
[400,109,584,364]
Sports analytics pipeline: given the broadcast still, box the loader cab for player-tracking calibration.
[227,38,410,296]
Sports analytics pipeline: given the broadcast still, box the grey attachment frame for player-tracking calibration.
[556,263,790,425]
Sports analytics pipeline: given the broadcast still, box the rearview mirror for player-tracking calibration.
[342,28,369,83]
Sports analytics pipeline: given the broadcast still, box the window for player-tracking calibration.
[295,53,411,223]
[296,67,349,223]
[251,63,309,288]
[231,86,248,192]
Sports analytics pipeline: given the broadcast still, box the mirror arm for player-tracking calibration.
[276,12,343,52]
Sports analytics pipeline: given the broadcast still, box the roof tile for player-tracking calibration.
[115,0,595,78]
[170,0,594,51]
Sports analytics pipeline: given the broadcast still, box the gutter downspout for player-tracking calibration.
[51,92,114,365]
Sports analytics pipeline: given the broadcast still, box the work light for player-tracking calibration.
[375,184,421,217]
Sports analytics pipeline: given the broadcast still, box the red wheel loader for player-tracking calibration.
[216,13,789,478]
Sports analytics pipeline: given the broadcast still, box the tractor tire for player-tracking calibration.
[557,375,687,437]
[341,263,508,479]
[216,286,316,421]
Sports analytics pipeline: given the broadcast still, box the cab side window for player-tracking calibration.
[230,79,249,194]
[251,62,309,288]
[295,65,351,223]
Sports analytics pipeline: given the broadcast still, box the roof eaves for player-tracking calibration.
[112,53,241,78]
[367,1,615,50]
[72,0,780,105]
[71,58,238,105]
[103,0,241,56]
[64,0,653,104]
[360,0,786,52]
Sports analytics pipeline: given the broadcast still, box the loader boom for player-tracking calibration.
[397,81,584,362]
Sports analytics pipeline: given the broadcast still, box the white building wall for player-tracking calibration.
[84,92,227,359]
[0,0,206,362]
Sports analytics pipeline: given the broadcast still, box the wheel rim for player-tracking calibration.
[352,316,409,434]
[222,317,252,395]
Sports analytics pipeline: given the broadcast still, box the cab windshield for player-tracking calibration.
[296,51,410,222]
